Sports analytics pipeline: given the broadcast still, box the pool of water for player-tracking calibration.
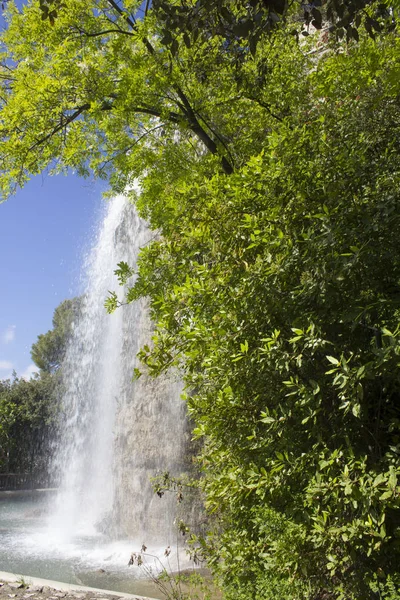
[0,492,189,598]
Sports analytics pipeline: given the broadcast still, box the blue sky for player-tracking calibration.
[0,0,151,380]
[0,174,106,379]
[0,2,110,380]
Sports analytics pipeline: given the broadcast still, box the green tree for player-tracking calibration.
[31,297,82,373]
[0,372,57,477]
[109,20,400,600]
[33,0,400,46]
[1,2,400,598]
[0,297,80,479]
[0,0,241,195]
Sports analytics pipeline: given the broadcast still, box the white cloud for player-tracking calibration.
[21,364,40,380]
[2,325,16,344]
[0,360,13,370]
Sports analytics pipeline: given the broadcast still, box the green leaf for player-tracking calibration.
[373,473,385,487]
[388,467,397,489]
[261,415,275,424]
[326,356,340,366]
[380,490,393,500]
[291,328,303,335]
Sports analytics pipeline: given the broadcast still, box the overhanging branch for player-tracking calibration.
[105,0,234,174]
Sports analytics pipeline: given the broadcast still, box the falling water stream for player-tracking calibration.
[50,195,128,542]
[0,196,189,596]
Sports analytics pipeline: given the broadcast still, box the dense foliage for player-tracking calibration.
[0,298,79,479]
[31,297,82,373]
[1,1,400,598]
[0,372,57,477]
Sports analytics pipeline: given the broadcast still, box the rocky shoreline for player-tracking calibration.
[0,578,153,600]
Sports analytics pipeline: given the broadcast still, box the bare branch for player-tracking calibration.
[70,26,135,38]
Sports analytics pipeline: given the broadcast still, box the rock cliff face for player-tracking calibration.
[112,308,188,544]
[110,207,189,545]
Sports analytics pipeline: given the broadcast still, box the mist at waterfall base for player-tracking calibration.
[0,196,190,596]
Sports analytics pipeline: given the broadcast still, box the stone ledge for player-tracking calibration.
[0,572,156,600]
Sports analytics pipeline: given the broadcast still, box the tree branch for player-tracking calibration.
[173,87,234,173]
[98,123,165,174]
[244,95,288,124]
[106,0,155,55]
[71,26,135,38]
[105,0,234,174]
[27,99,184,154]
[29,104,90,151]
[106,0,137,30]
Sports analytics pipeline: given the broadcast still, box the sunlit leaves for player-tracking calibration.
[123,26,400,599]
[2,1,400,598]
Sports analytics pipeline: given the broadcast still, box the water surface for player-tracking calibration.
[0,493,186,598]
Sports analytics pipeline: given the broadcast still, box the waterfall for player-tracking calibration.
[49,195,187,547]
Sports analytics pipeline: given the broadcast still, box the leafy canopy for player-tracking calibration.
[31,297,82,373]
[110,13,400,600]
[0,296,80,477]
[0,372,58,474]
[2,1,400,598]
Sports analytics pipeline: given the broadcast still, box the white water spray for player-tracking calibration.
[0,196,190,594]
[49,196,187,545]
